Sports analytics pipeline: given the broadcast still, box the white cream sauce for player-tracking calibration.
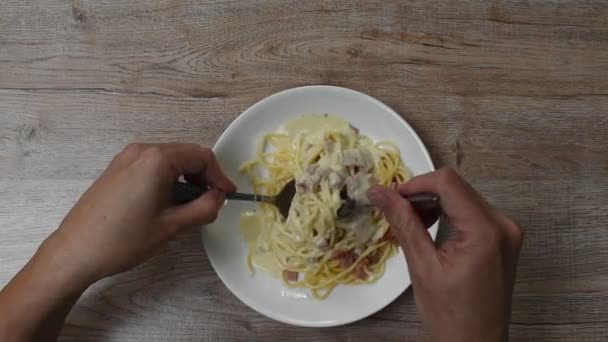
[240,114,378,275]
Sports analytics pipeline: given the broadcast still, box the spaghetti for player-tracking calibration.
[239,114,409,299]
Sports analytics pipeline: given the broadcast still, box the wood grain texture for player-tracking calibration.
[1,0,608,340]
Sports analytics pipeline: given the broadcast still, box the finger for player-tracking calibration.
[108,143,148,170]
[163,144,237,193]
[163,189,226,232]
[397,167,489,223]
[110,142,186,171]
[491,208,524,251]
[367,185,438,273]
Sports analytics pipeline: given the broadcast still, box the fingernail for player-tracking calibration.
[367,186,391,208]
[207,188,225,203]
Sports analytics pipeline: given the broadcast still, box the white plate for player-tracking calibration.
[202,85,437,327]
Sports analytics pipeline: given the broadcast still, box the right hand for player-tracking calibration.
[367,167,522,342]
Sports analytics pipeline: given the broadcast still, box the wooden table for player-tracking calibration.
[2,1,608,341]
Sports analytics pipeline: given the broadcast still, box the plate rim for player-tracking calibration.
[204,85,437,327]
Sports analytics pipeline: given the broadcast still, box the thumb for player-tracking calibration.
[367,185,438,273]
[163,189,225,235]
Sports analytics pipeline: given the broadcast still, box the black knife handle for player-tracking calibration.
[407,193,441,228]
[172,181,207,205]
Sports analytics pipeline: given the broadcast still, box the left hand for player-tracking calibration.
[40,143,236,285]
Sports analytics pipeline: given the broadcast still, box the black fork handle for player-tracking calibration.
[172,181,270,205]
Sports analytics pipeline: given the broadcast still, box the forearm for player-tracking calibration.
[0,236,94,342]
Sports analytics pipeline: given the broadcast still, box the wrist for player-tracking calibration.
[0,232,95,341]
[35,232,99,293]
